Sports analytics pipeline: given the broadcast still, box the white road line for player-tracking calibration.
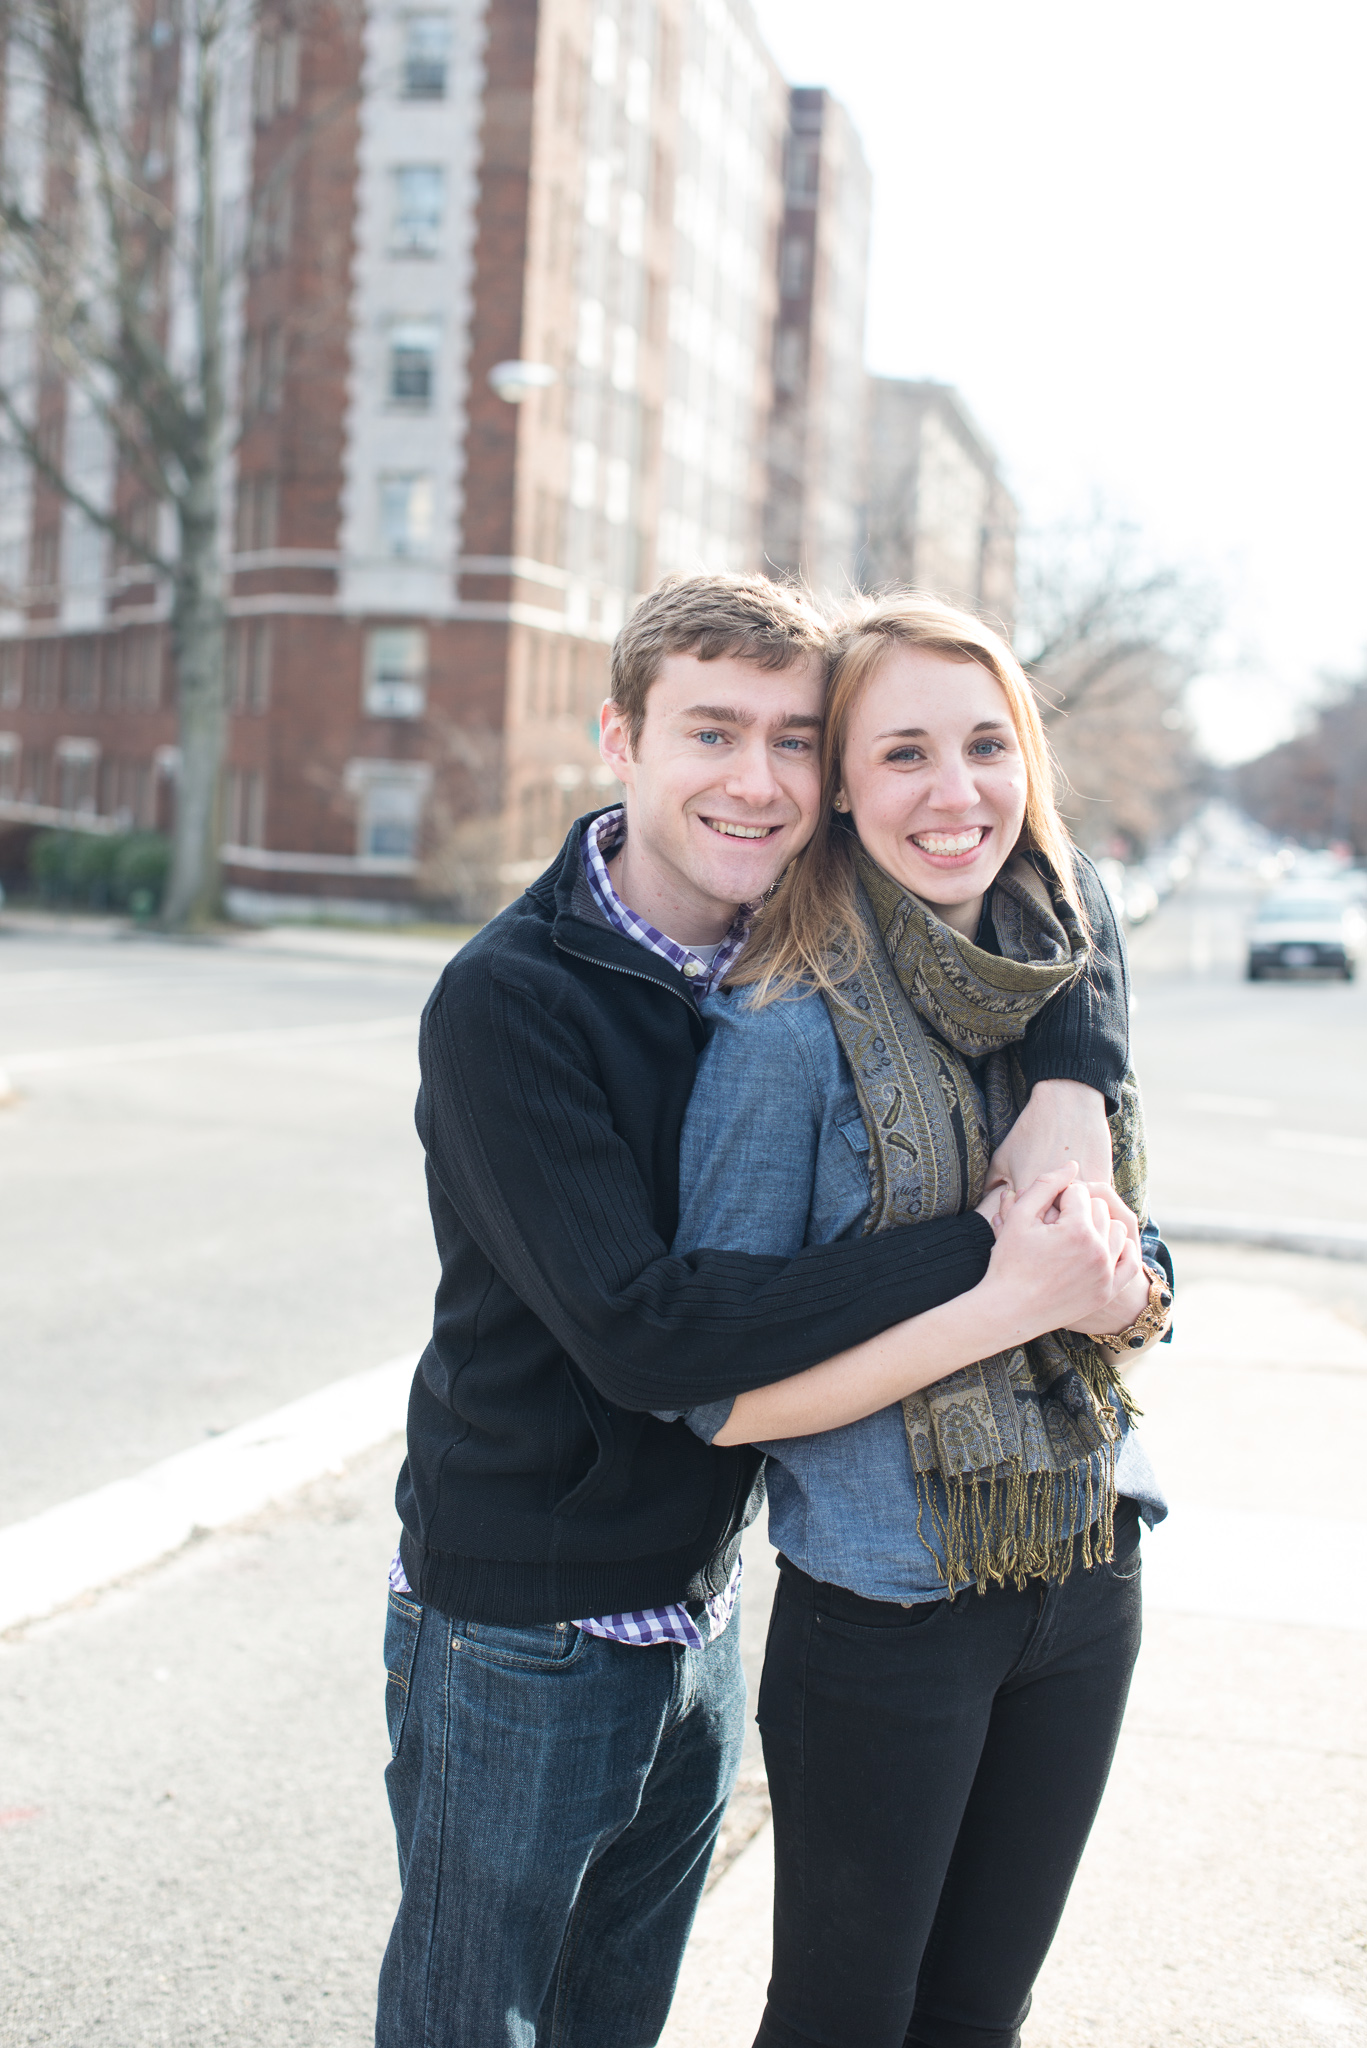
[1182,1092,1274,1118]
[0,1014,416,1075]
[1159,1209,1367,1260]
[1270,1128,1367,1158]
[0,1353,416,1634]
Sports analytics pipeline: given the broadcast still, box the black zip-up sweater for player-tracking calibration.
[397,815,1129,1624]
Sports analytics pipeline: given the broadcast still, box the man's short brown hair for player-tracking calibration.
[609,573,831,748]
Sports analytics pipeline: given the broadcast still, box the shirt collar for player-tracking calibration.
[580,808,751,995]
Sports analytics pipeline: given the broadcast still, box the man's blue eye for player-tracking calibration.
[698,731,724,745]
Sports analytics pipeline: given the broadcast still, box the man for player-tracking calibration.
[376,575,1129,2047]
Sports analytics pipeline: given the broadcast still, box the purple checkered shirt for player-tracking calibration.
[390,807,750,1648]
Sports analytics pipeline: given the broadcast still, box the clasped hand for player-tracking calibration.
[975,1167,1148,1343]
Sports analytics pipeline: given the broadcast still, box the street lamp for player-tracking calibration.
[488,360,558,404]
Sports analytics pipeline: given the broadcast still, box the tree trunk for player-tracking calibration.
[162,3,229,932]
[162,477,227,929]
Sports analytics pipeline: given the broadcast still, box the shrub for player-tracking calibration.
[28,828,171,915]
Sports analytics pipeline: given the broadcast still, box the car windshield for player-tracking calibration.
[1258,899,1345,922]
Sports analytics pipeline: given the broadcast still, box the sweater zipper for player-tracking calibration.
[553,937,702,1017]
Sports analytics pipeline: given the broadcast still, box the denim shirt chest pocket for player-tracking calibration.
[806,1096,876,1247]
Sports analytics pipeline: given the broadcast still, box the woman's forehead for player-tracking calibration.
[852,647,1011,729]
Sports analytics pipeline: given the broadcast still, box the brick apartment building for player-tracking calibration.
[862,377,1018,629]
[0,0,880,921]
[763,87,870,602]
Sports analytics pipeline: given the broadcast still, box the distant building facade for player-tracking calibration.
[862,378,1017,626]
[1,0,855,921]
[763,88,871,600]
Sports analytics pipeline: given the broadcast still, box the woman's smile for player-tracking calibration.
[908,824,991,863]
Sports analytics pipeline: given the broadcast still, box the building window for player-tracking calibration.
[569,442,596,509]
[378,474,434,556]
[64,639,100,709]
[604,458,630,526]
[236,474,279,553]
[774,327,804,396]
[785,136,820,200]
[243,324,286,415]
[576,297,604,368]
[780,236,809,298]
[54,736,99,815]
[0,733,17,800]
[230,621,272,712]
[387,322,439,407]
[32,641,59,709]
[391,166,444,254]
[610,324,636,392]
[223,766,266,847]
[255,30,300,120]
[402,14,451,98]
[105,629,163,711]
[364,627,427,718]
[0,645,21,710]
[345,761,431,860]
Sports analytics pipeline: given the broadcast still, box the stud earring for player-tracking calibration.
[833,793,848,812]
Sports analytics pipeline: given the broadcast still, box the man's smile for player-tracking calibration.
[700,818,784,840]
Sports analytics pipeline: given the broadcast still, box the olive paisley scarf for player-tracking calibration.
[821,843,1148,1593]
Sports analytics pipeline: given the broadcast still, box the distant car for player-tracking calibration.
[1247,892,1365,980]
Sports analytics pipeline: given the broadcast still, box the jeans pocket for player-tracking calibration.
[384,1592,424,1759]
[454,1616,587,1671]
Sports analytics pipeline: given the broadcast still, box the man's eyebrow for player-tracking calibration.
[680,705,823,731]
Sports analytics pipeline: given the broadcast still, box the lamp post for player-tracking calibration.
[488,360,558,403]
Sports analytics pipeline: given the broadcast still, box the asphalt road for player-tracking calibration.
[0,919,443,1525]
[1127,869,1367,1229]
[1,890,1365,2045]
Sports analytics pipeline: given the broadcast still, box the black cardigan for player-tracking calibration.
[396,814,1129,1624]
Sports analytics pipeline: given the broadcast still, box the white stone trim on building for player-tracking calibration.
[339,0,489,617]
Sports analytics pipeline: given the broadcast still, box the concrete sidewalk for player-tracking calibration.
[2,1245,1365,2044]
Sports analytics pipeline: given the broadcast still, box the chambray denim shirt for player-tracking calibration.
[661,982,1169,1605]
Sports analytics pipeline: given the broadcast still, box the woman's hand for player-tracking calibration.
[976,1166,1131,1343]
[1071,1187,1151,1335]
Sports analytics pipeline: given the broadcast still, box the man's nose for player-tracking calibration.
[722,737,782,805]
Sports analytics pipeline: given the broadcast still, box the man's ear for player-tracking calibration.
[599,700,637,790]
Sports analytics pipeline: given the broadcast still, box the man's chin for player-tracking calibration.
[686,831,791,907]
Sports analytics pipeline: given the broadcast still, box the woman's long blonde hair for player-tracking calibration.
[730,592,1087,1004]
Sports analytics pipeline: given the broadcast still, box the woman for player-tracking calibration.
[666,595,1173,2048]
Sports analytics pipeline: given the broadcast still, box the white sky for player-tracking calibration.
[748,0,1367,764]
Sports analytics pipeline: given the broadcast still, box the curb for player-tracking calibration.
[1160,1209,1367,1262]
[0,1353,416,1635]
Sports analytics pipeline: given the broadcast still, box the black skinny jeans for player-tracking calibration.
[754,1500,1144,2048]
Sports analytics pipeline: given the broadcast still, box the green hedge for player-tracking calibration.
[29,829,171,916]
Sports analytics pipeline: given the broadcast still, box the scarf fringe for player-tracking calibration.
[913,1438,1121,1597]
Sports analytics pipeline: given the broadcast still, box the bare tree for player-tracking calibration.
[1236,671,1367,855]
[1015,515,1217,856]
[0,0,354,926]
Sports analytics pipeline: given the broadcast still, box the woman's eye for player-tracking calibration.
[886,746,924,764]
[969,739,1006,758]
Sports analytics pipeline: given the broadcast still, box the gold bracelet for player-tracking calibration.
[1088,1266,1174,1357]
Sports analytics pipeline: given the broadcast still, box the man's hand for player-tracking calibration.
[986,1079,1113,1195]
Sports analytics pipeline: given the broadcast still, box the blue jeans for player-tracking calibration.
[375,1590,747,2048]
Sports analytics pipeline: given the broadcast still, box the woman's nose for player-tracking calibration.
[926,758,978,811]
